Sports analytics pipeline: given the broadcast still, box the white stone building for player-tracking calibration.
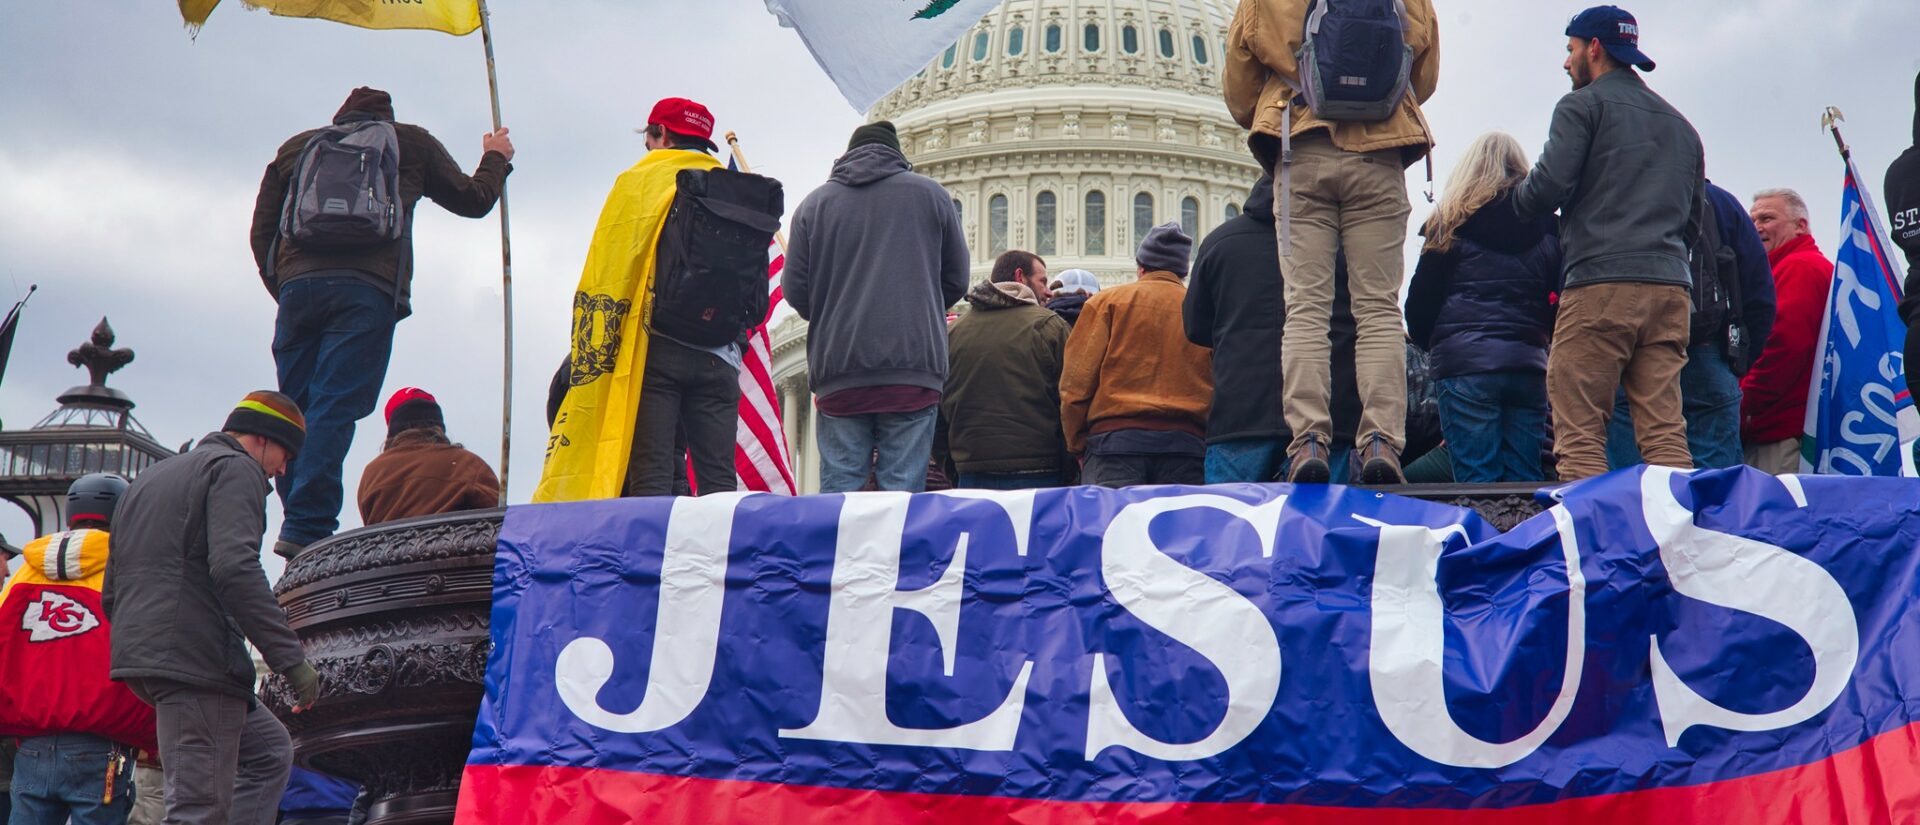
[770,0,1262,493]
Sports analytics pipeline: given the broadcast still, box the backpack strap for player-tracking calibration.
[1280,104,1294,258]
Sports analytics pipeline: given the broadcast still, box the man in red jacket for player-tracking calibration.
[1743,188,1835,473]
[1,474,158,824]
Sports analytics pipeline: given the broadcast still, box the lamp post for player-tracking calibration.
[0,318,173,538]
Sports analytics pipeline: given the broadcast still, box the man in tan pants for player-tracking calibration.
[1515,7,1704,480]
[1225,0,1439,484]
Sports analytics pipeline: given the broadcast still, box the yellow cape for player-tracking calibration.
[534,149,721,503]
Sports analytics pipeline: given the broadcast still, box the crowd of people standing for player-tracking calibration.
[9,4,1920,825]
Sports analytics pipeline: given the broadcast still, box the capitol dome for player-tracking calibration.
[770,0,1263,492]
[874,0,1262,285]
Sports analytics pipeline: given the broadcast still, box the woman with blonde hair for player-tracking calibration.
[1405,132,1562,482]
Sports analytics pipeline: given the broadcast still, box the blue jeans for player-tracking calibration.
[1206,438,1353,484]
[1607,344,1742,471]
[955,471,1065,490]
[817,407,939,493]
[1205,438,1286,484]
[272,275,397,545]
[1434,372,1549,483]
[8,733,132,825]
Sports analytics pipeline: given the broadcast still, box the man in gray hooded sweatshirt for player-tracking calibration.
[783,122,969,493]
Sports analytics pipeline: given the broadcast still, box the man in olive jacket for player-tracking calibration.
[104,391,321,825]
[936,251,1074,490]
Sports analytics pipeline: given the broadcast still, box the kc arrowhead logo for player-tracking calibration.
[22,591,100,642]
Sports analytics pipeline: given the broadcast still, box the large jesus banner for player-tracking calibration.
[454,468,1920,823]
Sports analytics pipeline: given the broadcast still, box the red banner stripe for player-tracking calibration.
[457,720,1920,825]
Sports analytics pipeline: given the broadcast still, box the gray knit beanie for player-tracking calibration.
[1135,222,1193,276]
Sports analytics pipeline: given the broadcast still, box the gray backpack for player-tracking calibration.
[279,120,403,249]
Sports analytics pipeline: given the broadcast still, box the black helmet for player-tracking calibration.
[67,473,130,528]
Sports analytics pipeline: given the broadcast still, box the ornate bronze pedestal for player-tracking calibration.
[263,509,503,825]
[260,486,1546,824]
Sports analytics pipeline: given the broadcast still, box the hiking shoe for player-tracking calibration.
[1285,436,1332,484]
[273,539,307,561]
[1358,434,1406,485]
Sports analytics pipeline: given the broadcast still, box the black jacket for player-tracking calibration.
[1406,192,1560,380]
[104,433,305,697]
[1889,72,1920,368]
[1185,181,1360,446]
[1046,292,1091,327]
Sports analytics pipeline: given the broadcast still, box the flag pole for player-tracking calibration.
[478,0,513,505]
[725,132,788,255]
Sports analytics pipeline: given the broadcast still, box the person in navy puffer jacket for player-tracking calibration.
[1406,132,1562,482]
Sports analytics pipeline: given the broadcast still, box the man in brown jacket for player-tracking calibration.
[1060,224,1213,487]
[1225,0,1439,484]
[358,388,501,526]
[251,87,512,558]
[937,251,1074,490]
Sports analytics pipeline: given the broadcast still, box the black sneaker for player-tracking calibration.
[1286,436,1332,484]
[1358,434,1406,485]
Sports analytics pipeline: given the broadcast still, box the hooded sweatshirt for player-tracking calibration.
[783,144,969,398]
[249,88,511,319]
[1888,72,1920,371]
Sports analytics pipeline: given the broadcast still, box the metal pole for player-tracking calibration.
[725,132,788,255]
[479,0,513,505]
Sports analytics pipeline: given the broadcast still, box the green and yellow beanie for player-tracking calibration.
[224,390,307,457]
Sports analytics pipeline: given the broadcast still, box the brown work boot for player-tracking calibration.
[1285,434,1332,484]
[1358,433,1406,485]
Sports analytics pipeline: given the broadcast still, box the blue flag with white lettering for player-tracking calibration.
[1801,163,1919,474]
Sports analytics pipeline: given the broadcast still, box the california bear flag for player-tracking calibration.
[764,0,1002,111]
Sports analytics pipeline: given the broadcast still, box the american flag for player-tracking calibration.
[733,245,797,494]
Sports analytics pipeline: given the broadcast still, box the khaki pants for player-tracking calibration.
[1745,437,1802,474]
[1276,134,1411,455]
[1548,282,1693,480]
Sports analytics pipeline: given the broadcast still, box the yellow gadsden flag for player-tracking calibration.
[179,0,480,35]
[534,149,722,503]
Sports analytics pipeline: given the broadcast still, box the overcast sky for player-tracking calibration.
[3,0,1917,578]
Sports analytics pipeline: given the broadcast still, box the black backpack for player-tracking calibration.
[1293,0,1414,123]
[280,120,403,249]
[1689,194,1752,374]
[651,168,784,348]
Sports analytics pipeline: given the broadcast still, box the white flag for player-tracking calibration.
[765,0,1002,112]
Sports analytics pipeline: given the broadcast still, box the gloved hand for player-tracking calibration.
[284,661,320,712]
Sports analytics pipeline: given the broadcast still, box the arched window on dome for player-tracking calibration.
[1192,35,1209,64]
[953,197,964,224]
[942,44,957,69]
[1180,196,1200,245]
[1035,191,1058,256]
[972,31,990,62]
[1008,26,1025,57]
[1133,192,1154,250]
[1084,23,1101,52]
[1225,202,1240,221]
[1158,28,1176,59]
[1084,191,1107,256]
[1045,24,1063,53]
[989,194,1009,256]
[1122,25,1140,54]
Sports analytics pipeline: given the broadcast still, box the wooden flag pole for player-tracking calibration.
[478,0,513,505]
[725,132,788,255]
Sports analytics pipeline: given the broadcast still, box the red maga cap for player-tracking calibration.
[647,97,716,142]
[384,387,437,424]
